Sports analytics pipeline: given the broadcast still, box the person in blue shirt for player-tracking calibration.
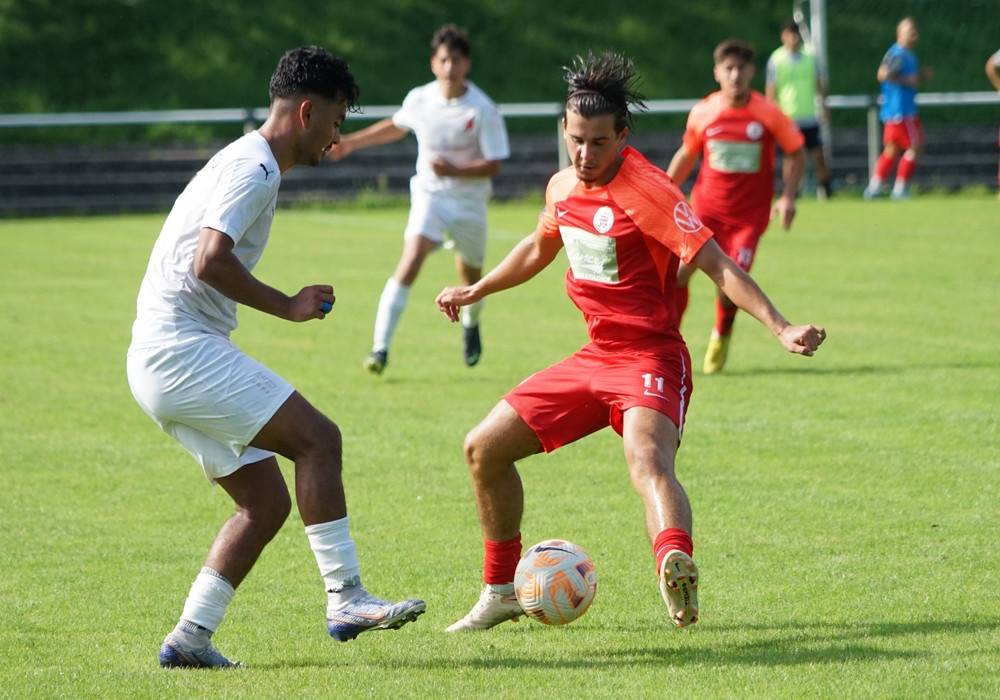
[863,17,933,200]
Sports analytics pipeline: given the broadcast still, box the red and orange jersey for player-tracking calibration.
[538,146,713,352]
[683,91,804,232]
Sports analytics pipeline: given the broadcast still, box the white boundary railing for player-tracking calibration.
[2,91,997,179]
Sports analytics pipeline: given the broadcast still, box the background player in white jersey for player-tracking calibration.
[985,48,1000,198]
[126,46,424,669]
[330,23,510,375]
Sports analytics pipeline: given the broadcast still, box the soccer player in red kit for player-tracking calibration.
[436,52,825,632]
[668,38,806,374]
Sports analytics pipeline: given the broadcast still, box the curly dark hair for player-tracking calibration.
[563,51,646,134]
[268,45,361,112]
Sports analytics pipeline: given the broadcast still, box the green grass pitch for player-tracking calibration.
[1,193,998,698]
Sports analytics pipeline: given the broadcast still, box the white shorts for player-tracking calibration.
[126,333,295,484]
[404,187,489,267]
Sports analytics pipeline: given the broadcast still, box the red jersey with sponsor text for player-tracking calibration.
[539,146,713,353]
[683,91,804,232]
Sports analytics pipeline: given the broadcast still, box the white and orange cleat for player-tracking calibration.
[446,585,523,632]
[659,550,699,627]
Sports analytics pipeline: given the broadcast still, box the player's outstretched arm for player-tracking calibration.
[328,118,408,161]
[431,157,503,178]
[436,229,563,322]
[691,238,826,356]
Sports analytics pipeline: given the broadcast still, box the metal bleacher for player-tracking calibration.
[0,107,997,217]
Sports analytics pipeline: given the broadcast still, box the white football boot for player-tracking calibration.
[659,550,699,628]
[446,586,524,632]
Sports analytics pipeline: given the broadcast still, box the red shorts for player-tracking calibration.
[883,116,923,150]
[504,342,693,453]
[700,214,761,272]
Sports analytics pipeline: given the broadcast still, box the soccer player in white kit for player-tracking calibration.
[126,46,425,669]
[330,23,510,375]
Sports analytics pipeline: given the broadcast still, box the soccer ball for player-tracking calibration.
[514,539,597,625]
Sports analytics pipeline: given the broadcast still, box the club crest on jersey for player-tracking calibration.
[593,206,614,234]
[464,117,475,132]
[746,121,764,141]
[673,201,703,233]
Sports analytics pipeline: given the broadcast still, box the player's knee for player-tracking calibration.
[266,490,293,533]
[240,488,292,538]
[293,414,343,470]
[463,429,483,471]
[463,426,502,479]
[314,418,343,465]
[626,442,676,478]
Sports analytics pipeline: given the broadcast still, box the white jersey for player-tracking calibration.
[393,80,510,196]
[131,131,280,347]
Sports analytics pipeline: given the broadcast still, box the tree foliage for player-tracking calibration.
[1,0,996,139]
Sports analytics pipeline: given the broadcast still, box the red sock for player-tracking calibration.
[875,152,896,180]
[654,528,694,573]
[713,299,738,336]
[675,284,690,321]
[896,153,917,184]
[483,534,522,585]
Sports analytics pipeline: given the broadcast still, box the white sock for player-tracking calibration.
[460,299,484,329]
[892,179,906,196]
[305,517,362,609]
[372,278,409,352]
[868,175,883,192]
[178,567,234,635]
[172,619,212,648]
[488,582,514,595]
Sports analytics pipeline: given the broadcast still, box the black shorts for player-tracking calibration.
[798,123,823,150]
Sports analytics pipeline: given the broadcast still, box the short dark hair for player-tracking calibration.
[781,17,801,35]
[431,23,471,57]
[563,51,646,134]
[713,38,755,65]
[268,45,360,111]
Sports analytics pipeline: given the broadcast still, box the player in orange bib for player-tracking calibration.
[436,52,824,633]
[668,38,806,374]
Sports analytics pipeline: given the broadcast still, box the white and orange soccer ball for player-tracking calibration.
[514,539,597,625]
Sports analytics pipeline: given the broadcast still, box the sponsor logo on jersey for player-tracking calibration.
[259,163,275,180]
[560,226,620,284]
[706,140,762,173]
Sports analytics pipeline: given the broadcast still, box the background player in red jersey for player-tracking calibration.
[863,18,932,201]
[667,38,806,374]
[435,51,825,633]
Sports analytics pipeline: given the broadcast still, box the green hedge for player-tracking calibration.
[2,0,996,142]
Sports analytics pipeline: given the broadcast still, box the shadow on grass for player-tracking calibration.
[706,359,997,378]
[253,619,999,671]
[364,359,997,385]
